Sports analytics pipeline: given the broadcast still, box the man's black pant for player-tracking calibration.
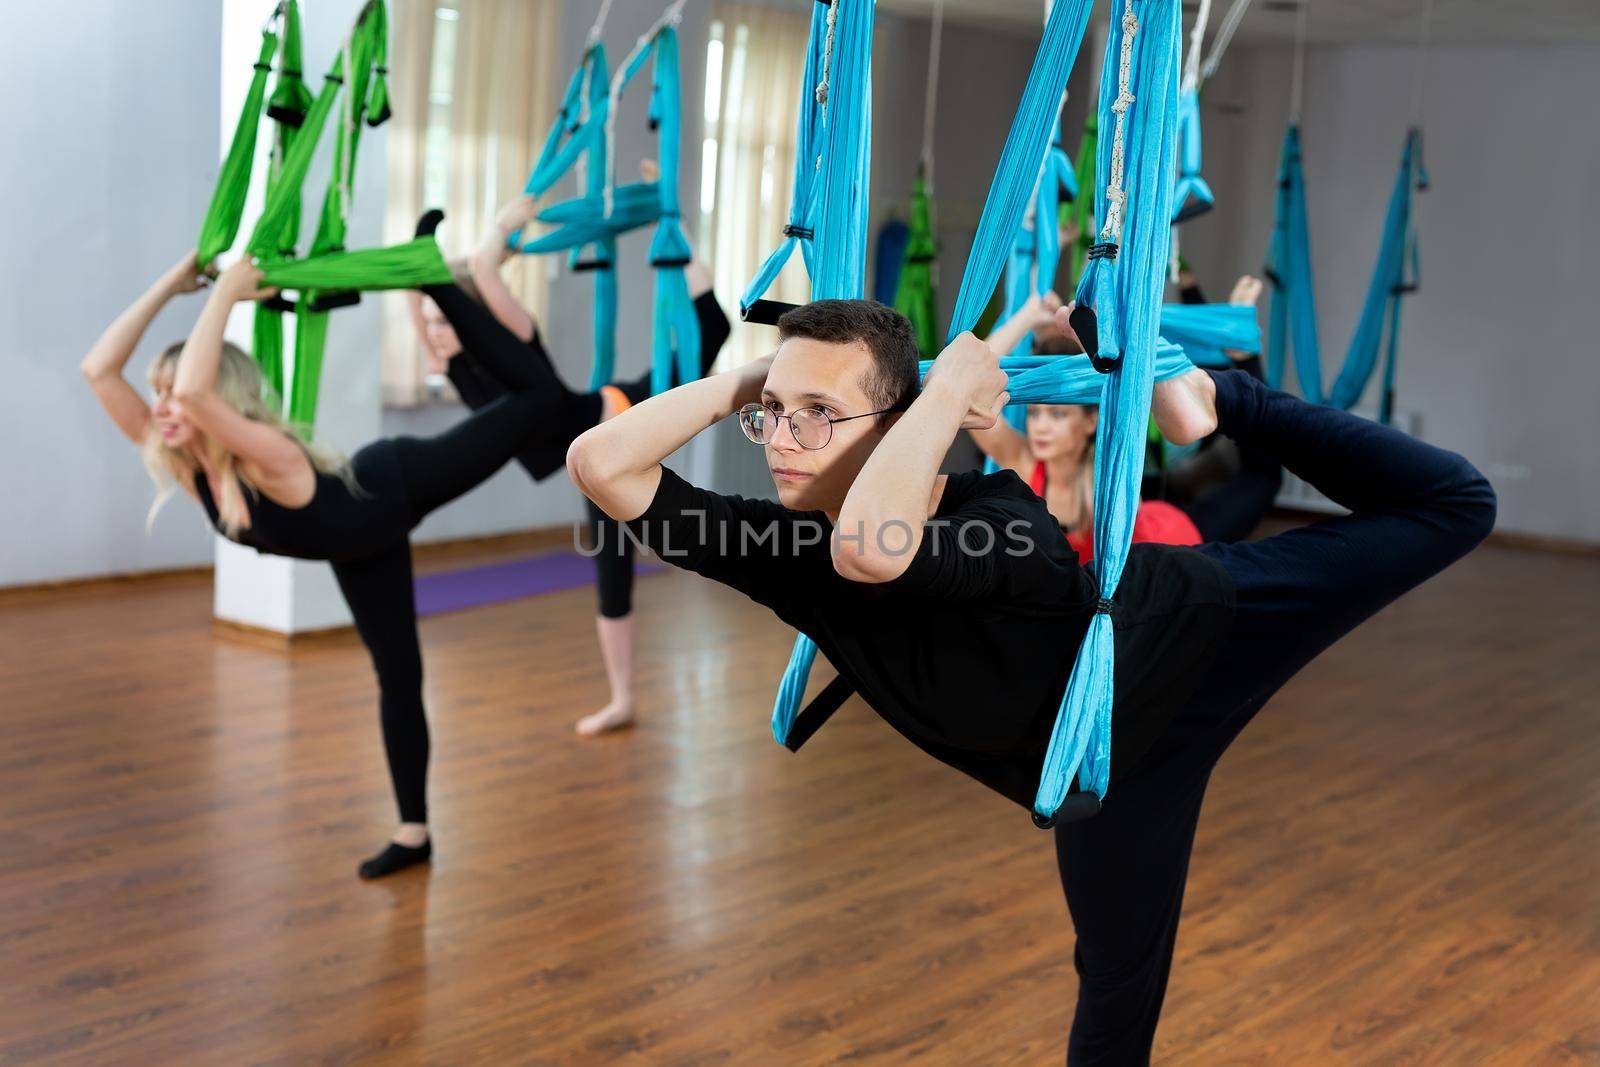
[1056,370,1497,1065]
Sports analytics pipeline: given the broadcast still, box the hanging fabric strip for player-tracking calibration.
[1036,0,1183,824]
[921,340,1195,399]
[739,2,832,319]
[1263,125,1425,418]
[762,0,877,751]
[1157,302,1260,367]
[197,22,280,266]
[253,0,313,401]
[944,0,1095,341]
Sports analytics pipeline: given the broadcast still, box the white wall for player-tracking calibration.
[1180,43,1600,542]
[0,3,223,585]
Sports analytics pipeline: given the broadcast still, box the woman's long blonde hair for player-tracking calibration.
[142,342,350,536]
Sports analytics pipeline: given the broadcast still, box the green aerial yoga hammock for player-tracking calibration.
[893,173,939,356]
[893,0,943,358]
[197,0,395,431]
[1064,111,1098,289]
[257,236,451,293]
[254,0,315,409]
[197,25,278,267]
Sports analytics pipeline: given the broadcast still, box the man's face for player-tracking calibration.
[758,336,894,514]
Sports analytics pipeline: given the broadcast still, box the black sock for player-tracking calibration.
[358,839,432,880]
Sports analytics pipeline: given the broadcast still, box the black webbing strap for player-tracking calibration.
[782,674,855,753]
[742,298,801,325]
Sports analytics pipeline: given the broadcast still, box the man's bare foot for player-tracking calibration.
[1152,367,1218,446]
[575,702,636,736]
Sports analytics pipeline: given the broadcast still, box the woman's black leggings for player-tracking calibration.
[433,280,732,620]
[1054,370,1496,1064]
[329,297,572,826]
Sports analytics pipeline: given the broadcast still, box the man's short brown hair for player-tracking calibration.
[776,299,921,416]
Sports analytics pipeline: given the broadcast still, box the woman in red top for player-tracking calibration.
[969,393,1201,561]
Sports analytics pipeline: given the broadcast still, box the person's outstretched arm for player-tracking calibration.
[468,196,541,343]
[986,291,1058,357]
[569,354,775,521]
[171,261,306,480]
[82,250,211,443]
[833,333,1009,584]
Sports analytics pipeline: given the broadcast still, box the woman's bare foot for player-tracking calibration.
[1152,367,1218,446]
[575,702,636,736]
[1228,274,1264,308]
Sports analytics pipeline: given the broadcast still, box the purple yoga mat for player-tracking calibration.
[414,551,664,617]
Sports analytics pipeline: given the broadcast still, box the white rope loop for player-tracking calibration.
[816,0,839,107]
[1098,0,1140,244]
[588,0,616,48]
[602,0,690,217]
[1182,0,1212,94]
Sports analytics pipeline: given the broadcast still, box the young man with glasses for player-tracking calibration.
[567,298,1495,1062]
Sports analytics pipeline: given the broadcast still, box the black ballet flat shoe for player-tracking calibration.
[358,839,432,880]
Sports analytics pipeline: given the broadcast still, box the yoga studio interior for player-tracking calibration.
[4,0,1597,1062]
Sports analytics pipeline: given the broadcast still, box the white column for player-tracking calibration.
[213,0,385,635]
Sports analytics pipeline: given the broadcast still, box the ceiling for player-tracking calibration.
[873,0,1600,46]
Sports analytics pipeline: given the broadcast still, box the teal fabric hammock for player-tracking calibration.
[1158,302,1259,367]
[982,115,1078,475]
[922,342,1195,399]
[768,0,1195,828]
[504,4,699,394]
[605,6,702,395]
[1265,124,1426,423]
[738,0,873,324]
[1048,0,1183,822]
[1170,87,1213,223]
[741,0,876,749]
[506,38,620,389]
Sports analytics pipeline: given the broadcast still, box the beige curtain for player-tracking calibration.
[381,0,560,406]
[704,2,811,369]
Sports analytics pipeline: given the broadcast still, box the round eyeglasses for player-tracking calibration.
[737,402,900,451]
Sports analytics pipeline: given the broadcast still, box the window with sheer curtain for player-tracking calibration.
[380,0,558,406]
[700,3,812,369]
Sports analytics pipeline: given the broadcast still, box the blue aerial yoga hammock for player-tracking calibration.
[739,0,876,749]
[1265,124,1426,423]
[981,107,1080,475]
[767,0,1192,830]
[602,7,701,395]
[1158,302,1259,367]
[1047,0,1183,823]
[504,38,621,390]
[502,5,702,395]
[1170,87,1213,223]
[939,0,1183,825]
